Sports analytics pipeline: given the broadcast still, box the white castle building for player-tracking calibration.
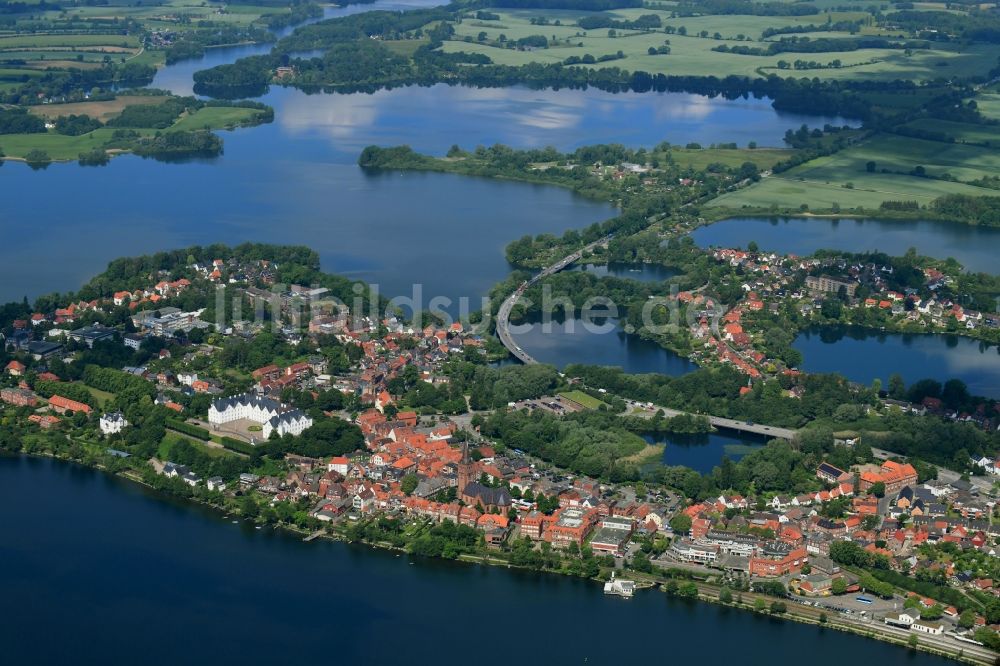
[208,393,313,440]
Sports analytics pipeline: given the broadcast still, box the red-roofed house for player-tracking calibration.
[48,395,91,415]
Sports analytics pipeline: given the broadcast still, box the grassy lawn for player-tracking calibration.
[709,132,1000,210]
[159,433,232,459]
[443,7,1000,82]
[382,38,431,57]
[558,389,607,409]
[0,128,152,160]
[169,106,262,131]
[77,382,114,408]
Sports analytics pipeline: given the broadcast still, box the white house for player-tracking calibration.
[99,412,129,436]
[178,372,199,387]
[911,619,944,635]
[353,488,375,513]
[884,610,917,628]
[972,456,1000,476]
[208,393,313,440]
[207,477,226,492]
[328,456,350,476]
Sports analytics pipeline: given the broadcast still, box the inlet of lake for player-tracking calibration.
[644,431,767,473]
[795,325,1000,399]
[0,455,954,665]
[692,216,1000,274]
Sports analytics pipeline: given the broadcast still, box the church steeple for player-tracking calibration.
[457,441,472,494]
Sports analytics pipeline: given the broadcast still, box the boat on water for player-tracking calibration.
[603,572,635,598]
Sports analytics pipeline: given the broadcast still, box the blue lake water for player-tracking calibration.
[510,316,697,374]
[2,0,854,305]
[692,216,1000,274]
[0,2,989,660]
[794,325,1000,399]
[564,262,680,282]
[0,455,953,665]
[644,431,766,474]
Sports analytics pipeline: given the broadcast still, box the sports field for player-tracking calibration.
[558,390,608,410]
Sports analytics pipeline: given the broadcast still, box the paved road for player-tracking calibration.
[627,402,797,440]
[496,236,611,364]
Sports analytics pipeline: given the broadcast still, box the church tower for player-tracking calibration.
[457,441,473,494]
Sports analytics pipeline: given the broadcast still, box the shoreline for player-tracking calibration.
[6,449,990,665]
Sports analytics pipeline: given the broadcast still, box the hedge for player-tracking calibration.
[166,418,211,441]
[220,436,256,455]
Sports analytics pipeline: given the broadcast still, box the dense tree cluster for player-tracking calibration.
[479,408,648,480]
[0,107,46,135]
[260,417,365,459]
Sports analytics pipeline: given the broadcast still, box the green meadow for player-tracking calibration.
[444,7,1000,82]
[709,133,1000,210]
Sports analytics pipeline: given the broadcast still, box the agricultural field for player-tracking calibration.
[709,132,1000,211]
[51,0,276,30]
[28,95,169,122]
[444,7,1000,83]
[900,118,1000,146]
[0,34,139,49]
[664,147,790,172]
[975,86,1000,122]
[0,0,300,99]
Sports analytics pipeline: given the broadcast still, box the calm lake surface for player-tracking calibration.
[0,455,953,665]
[510,315,697,374]
[795,325,1000,399]
[692,217,1000,274]
[564,261,680,282]
[645,431,766,473]
[1,1,854,305]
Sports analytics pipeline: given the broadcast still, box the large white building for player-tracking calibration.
[208,393,313,440]
[99,412,129,436]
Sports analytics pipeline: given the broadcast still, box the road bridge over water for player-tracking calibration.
[493,238,798,441]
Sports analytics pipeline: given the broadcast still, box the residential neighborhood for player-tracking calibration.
[2,245,999,663]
